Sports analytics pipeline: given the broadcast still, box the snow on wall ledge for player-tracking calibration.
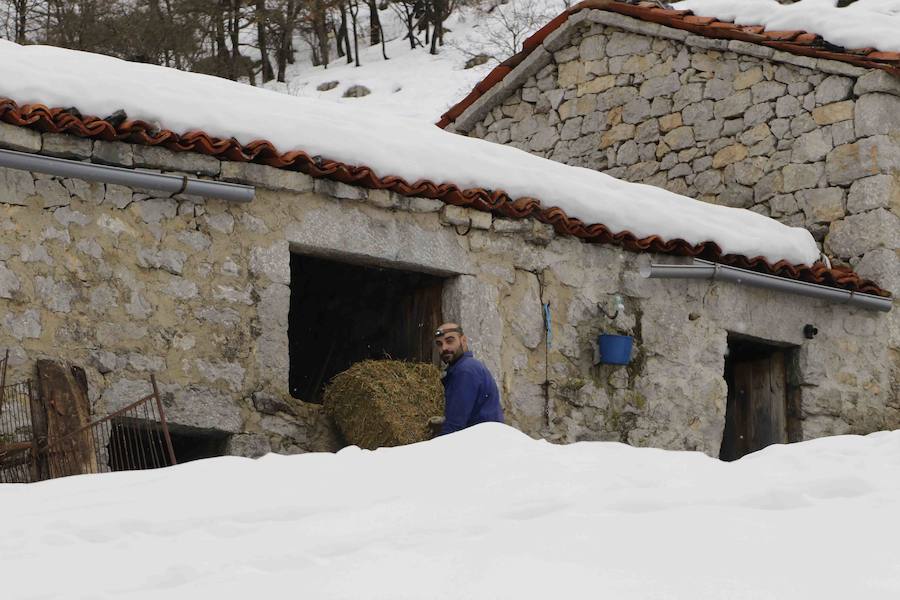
[674,0,900,53]
[0,40,819,266]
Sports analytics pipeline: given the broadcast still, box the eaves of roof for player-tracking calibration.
[437,0,900,130]
[0,97,889,298]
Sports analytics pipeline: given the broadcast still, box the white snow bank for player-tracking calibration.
[3,424,900,599]
[675,0,900,52]
[0,40,818,265]
[280,5,499,122]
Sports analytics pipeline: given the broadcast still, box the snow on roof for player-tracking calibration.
[674,0,900,53]
[3,424,900,598]
[0,39,819,267]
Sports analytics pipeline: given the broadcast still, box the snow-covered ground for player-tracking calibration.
[3,424,900,599]
[281,0,900,123]
[277,0,567,122]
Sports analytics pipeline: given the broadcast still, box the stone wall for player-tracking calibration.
[454,9,900,297]
[1,124,898,458]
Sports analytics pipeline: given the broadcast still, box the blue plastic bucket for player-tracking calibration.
[598,334,633,365]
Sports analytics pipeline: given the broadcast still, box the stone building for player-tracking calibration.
[440,0,900,298]
[0,35,896,464]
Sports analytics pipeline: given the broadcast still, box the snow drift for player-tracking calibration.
[2,424,900,599]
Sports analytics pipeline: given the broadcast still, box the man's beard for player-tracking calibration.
[441,347,463,364]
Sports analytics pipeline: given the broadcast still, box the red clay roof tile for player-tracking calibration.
[0,97,888,298]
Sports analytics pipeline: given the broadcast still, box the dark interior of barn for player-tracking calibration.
[288,253,445,404]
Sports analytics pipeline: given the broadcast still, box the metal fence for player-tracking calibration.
[0,367,177,483]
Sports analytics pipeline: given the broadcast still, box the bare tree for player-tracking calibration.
[455,0,560,62]
[255,0,274,81]
[390,0,423,50]
[348,0,360,66]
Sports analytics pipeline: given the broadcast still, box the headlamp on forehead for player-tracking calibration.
[434,326,463,338]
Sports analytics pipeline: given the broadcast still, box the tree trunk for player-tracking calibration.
[229,0,241,79]
[368,0,380,45]
[405,12,416,50]
[334,22,345,57]
[15,0,27,43]
[429,0,444,55]
[339,4,352,64]
[313,0,330,68]
[277,29,289,81]
[256,0,274,82]
[348,0,360,67]
[215,0,229,74]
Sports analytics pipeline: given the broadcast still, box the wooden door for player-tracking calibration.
[396,281,444,365]
[721,350,788,461]
[35,360,97,477]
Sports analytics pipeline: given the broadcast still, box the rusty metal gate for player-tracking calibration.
[1,352,177,483]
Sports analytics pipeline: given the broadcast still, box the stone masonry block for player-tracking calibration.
[826,136,900,185]
[92,140,134,167]
[505,47,551,92]
[0,166,35,205]
[815,76,853,105]
[221,161,313,192]
[684,35,728,51]
[796,188,845,224]
[825,208,900,259]
[854,70,900,96]
[783,163,824,192]
[587,10,640,32]
[366,189,400,209]
[855,93,900,137]
[812,101,853,126]
[440,205,470,226]
[855,248,900,297]
[771,50,818,70]
[727,40,774,60]
[41,133,92,159]
[492,218,532,234]
[133,145,221,176]
[0,121,41,152]
[815,59,866,78]
[405,197,444,213]
[313,178,367,200]
[606,32,652,57]
[847,174,900,214]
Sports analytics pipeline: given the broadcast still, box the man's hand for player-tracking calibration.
[427,416,445,438]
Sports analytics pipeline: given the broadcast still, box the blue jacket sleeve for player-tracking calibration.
[441,367,480,435]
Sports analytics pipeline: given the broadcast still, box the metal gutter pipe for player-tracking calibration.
[0,148,254,203]
[641,258,892,312]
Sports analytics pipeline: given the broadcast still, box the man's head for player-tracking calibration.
[435,322,468,365]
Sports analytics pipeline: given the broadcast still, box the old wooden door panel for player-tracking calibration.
[35,359,97,477]
[395,282,443,365]
[729,351,787,458]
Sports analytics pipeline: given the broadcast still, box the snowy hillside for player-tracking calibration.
[278,0,900,122]
[276,0,568,122]
[3,424,900,599]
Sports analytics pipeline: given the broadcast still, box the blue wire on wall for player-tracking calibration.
[543,303,552,348]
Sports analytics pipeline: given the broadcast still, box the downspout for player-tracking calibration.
[0,148,255,203]
[641,259,892,312]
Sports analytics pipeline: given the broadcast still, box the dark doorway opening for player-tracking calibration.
[108,419,227,470]
[288,253,445,404]
[720,335,801,461]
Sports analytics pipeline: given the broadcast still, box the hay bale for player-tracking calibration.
[324,360,444,450]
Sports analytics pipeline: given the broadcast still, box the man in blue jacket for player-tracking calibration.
[432,322,504,436]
